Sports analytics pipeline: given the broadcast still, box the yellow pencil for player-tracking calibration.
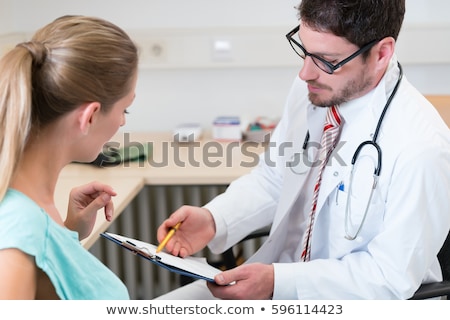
[156,221,182,253]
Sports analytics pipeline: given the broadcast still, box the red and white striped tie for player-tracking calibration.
[301,105,342,262]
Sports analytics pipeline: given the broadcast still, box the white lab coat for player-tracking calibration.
[205,57,450,299]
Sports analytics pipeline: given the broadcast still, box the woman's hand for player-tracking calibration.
[64,181,117,240]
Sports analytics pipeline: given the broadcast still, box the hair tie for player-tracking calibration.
[16,41,48,66]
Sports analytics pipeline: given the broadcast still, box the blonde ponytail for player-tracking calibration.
[0,46,34,201]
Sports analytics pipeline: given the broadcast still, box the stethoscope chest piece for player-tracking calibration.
[288,151,310,175]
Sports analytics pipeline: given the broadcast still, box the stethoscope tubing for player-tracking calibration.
[301,62,403,240]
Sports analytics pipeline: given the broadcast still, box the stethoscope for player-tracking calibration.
[300,62,403,240]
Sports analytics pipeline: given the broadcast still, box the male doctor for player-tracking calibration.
[156,0,450,299]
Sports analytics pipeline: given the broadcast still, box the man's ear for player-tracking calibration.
[78,102,101,135]
[374,37,395,69]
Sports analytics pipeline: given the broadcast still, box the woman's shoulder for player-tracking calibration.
[0,189,48,253]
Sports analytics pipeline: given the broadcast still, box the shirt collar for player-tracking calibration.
[338,54,401,126]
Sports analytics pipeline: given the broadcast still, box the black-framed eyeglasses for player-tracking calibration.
[286,25,379,74]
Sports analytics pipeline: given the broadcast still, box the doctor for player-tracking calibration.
[156,0,450,299]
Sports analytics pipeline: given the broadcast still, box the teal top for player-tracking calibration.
[0,189,129,300]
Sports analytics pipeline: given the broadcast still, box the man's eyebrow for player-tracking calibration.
[298,36,340,58]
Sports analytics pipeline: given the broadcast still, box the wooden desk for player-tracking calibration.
[60,131,265,185]
[425,95,450,127]
[55,174,144,248]
[56,132,264,248]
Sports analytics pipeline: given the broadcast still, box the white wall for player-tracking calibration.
[1,0,449,132]
[0,0,13,33]
[4,0,300,30]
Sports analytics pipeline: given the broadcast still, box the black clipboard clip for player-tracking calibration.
[121,240,162,262]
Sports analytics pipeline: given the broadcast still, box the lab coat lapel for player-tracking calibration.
[271,105,326,231]
[250,105,331,264]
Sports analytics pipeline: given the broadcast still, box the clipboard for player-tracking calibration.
[101,232,222,283]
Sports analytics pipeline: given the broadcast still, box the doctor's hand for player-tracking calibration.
[64,181,117,240]
[157,205,216,257]
[207,263,274,300]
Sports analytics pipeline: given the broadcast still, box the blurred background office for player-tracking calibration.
[1,0,449,133]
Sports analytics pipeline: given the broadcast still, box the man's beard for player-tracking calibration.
[308,69,373,107]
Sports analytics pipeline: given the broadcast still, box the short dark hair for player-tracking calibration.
[298,0,405,47]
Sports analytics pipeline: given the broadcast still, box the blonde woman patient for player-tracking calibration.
[0,15,138,299]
